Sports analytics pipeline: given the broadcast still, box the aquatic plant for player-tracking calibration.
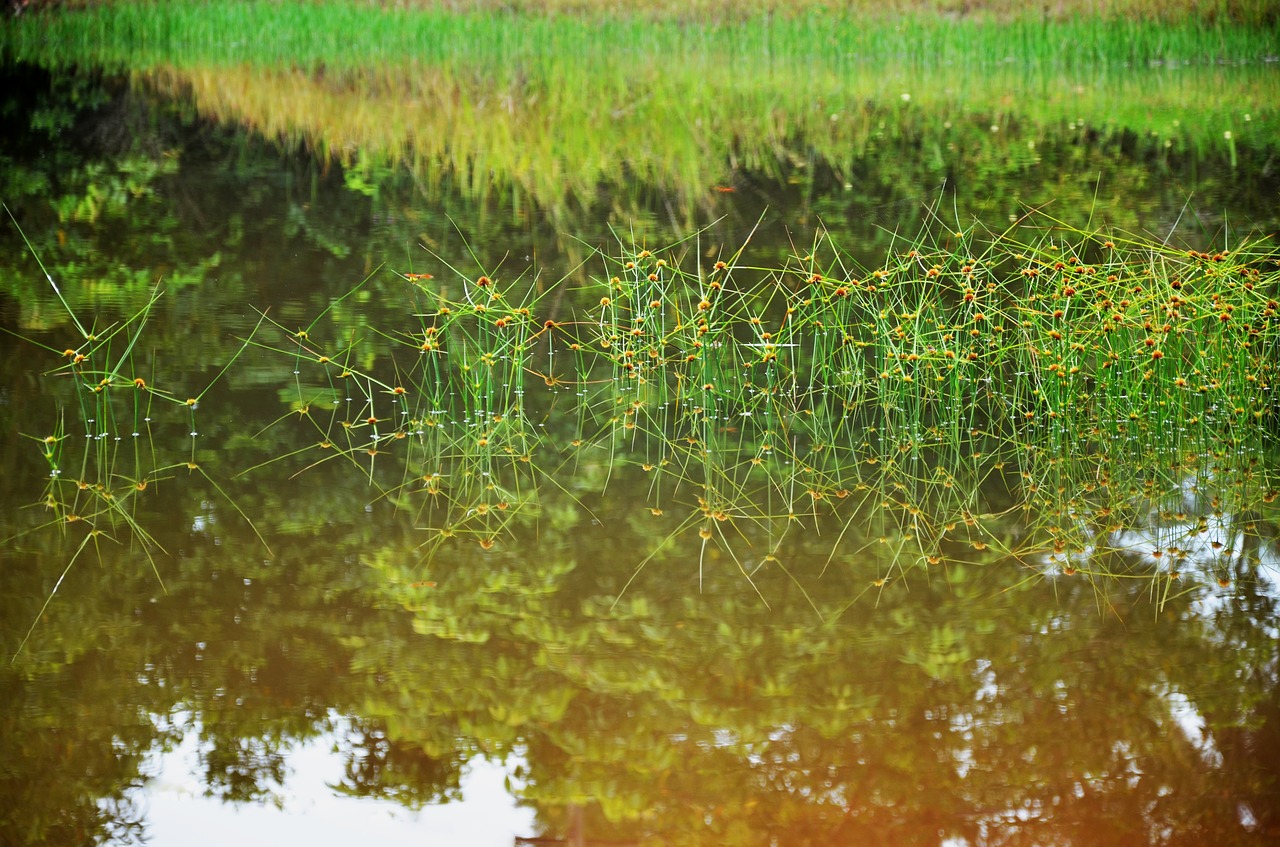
[244,212,1278,604]
[2,206,267,659]
[6,190,1278,632]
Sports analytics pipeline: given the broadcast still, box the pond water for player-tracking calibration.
[2,24,1280,847]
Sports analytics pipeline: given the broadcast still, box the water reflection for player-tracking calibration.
[138,58,1278,235]
[144,720,533,846]
[2,49,1280,847]
[4,507,1280,844]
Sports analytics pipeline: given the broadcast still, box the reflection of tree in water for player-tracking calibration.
[2,454,1279,844]
[199,734,288,806]
[330,718,465,808]
[0,710,150,845]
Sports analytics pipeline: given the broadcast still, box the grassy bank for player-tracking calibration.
[5,1,1276,70]
[10,0,1280,25]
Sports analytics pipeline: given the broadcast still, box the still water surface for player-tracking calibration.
[1,51,1279,846]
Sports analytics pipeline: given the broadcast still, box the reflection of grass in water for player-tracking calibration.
[134,59,1274,230]
[252,212,1278,603]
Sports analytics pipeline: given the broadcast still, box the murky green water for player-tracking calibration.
[3,48,1280,847]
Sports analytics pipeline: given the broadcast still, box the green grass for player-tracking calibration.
[8,2,1273,70]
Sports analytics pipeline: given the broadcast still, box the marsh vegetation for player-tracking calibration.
[2,1,1279,844]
